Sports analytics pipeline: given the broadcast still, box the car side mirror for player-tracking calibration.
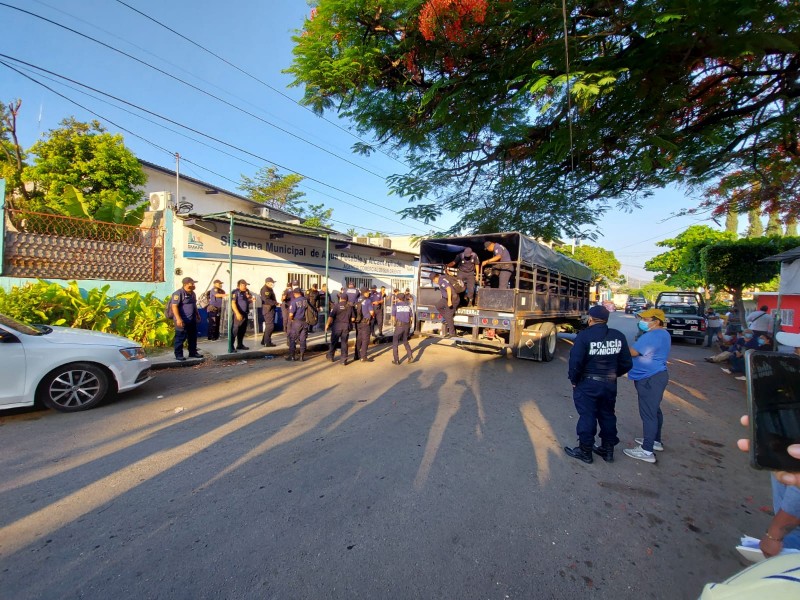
[0,329,21,343]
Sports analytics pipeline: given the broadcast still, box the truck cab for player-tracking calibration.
[654,291,706,344]
[416,233,592,361]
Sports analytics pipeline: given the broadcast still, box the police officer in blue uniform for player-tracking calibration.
[287,287,309,362]
[260,277,278,347]
[344,281,360,305]
[482,240,513,289]
[448,247,480,306]
[206,279,226,341]
[370,285,386,338]
[170,277,202,361]
[391,293,414,365]
[280,280,295,341]
[564,305,633,463]
[430,273,456,338]
[231,279,253,351]
[354,287,374,362]
[325,292,355,365]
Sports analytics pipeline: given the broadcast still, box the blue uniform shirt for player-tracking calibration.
[170,288,197,320]
[289,296,308,322]
[438,277,453,299]
[330,301,354,329]
[493,243,511,263]
[455,252,479,275]
[628,328,671,381]
[232,289,251,315]
[568,324,633,385]
[208,287,224,310]
[345,287,360,304]
[392,300,412,324]
[357,297,373,320]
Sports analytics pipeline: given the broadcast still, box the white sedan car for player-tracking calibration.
[0,313,152,413]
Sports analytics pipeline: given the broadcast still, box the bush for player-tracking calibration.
[0,280,173,347]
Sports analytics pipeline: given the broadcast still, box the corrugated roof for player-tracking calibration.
[761,246,800,263]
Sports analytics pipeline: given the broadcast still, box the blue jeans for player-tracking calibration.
[573,379,619,447]
[634,370,669,452]
[772,475,800,550]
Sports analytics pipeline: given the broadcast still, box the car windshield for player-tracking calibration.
[0,313,45,336]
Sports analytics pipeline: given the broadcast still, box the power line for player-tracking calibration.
[111,0,408,170]
[0,2,389,179]
[0,54,436,234]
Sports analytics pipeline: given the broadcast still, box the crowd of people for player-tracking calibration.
[702,305,775,380]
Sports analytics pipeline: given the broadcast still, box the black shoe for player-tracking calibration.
[236,345,248,350]
[564,445,594,464]
[327,354,334,362]
[341,359,348,366]
[392,360,400,365]
[264,343,276,347]
[299,353,305,362]
[592,443,615,463]
[188,353,203,359]
[285,354,296,362]
[175,356,186,362]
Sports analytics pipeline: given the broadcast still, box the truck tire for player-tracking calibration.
[540,322,557,362]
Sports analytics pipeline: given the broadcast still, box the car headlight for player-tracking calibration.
[119,347,146,361]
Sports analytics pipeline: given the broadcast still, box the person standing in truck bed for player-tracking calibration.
[482,241,513,289]
[448,247,480,306]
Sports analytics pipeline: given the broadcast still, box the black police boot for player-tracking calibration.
[285,352,296,362]
[564,444,594,464]
[299,352,305,362]
[593,442,615,463]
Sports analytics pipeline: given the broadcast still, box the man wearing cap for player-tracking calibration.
[565,305,633,464]
[370,285,386,338]
[260,277,278,347]
[231,279,253,351]
[624,308,671,463]
[170,277,202,361]
[448,247,480,306]
[280,279,296,343]
[307,284,321,332]
[206,279,226,341]
[325,292,355,365]
[344,281,360,305]
[354,287,375,362]
[287,287,309,361]
[391,293,414,364]
[481,241,513,289]
[430,273,456,338]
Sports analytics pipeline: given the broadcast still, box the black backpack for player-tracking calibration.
[353,300,364,324]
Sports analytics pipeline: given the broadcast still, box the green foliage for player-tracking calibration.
[0,280,173,347]
[21,118,146,215]
[745,208,764,238]
[639,282,678,303]
[239,166,306,213]
[645,225,736,288]
[555,244,620,285]
[288,0,800,238]
[300,202,333,228]
[61,185,145,225]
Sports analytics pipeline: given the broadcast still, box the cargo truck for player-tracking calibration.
[415,233,593,361]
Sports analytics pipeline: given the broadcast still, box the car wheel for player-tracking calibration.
[38,362,110,412]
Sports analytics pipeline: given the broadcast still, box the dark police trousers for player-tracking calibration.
[328,326,349,362]
[393,321,412,362]
[355,321,371,359]
[261,307,275,345]
[497,269,512,289]
[373,306,384,336]
[462,273,476,304]
[573,378,619,447]
[435,298,456,336]
[234,316,248,348]
[174,319,197,358]
[281,307,290,340]
[206,309,220,340]
[288,320,308,354]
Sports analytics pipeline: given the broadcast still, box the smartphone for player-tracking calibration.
[745,350,800,471]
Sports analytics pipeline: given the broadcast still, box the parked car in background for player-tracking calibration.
[654,291,706,344]
[625,297,649,313]
[0,314,152,413]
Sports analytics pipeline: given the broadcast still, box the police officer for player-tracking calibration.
[287,287,309,362]
[231,279,253,351]
[344,281,360,304]
[564,305,633,464]
[391,292,414,365]
[430,273,456,338]
[325,292,355,365]
[448,247,480,306]
[354,287,374,362]
[280,279,295,341]
[260,277,278,347]
[307,284,321,332]
[170,276,202,361]
[482,240,513,289]
[370,285,385,338]
[206,279,226,341]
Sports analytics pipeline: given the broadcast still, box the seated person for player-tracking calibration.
[726,329,759,374]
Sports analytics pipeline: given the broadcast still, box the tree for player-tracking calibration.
[555,244,620,286]
[745,208,764,238]
[288,1,800,238]
[238,165,306,213]
[300,203,333,229]
[640,282,677,304]
[701,236,800,313]
[644,225,735,289]
[22,118,146,215]
[724,209,738,235]
[766,210,783,236]
[0,99,29,208]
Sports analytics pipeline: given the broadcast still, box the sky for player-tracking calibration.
[0,0,728,280]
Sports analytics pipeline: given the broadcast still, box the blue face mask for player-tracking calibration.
[757,338,767,346]
[744,333,753,340]
[638,321,650,333]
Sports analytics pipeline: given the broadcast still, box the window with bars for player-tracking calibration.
[779,309,795,327]
[344,275,372,290]
[287,272,322,291]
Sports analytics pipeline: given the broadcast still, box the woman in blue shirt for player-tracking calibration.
[624,308,672,464]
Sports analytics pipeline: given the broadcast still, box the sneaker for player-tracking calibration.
[634,438,664,452]
[175,356,186,362]
[623,445,656,463]
[735,375,746,381]
[721,368,731,374]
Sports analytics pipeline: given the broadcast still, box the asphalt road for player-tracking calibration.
[0,313,773,599]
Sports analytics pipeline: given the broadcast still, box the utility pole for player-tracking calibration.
[175,152,180,211]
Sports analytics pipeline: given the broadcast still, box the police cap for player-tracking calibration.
[360,286,369,293]
[265,277,275,283]
[292,287,302,294]
[237,279,249,286]
[182,277,198,285]
[588,305,610,321]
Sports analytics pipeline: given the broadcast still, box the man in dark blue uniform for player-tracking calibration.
[354,287,374,362]
[344,281,360,305]
[170,276,201,361]
[280,280,294,341]
[370,285,385,338]
[482,240,513,289]
[260,277,278,347]
[231,279,253,351]
[430,273,456,338]
[206,279,226,341]
[325,292,355,365]
[287,287,309,362]
[391,293,414,365]
[448,247,480,306]
[564,305,633,463]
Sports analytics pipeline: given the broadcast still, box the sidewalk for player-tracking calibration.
[149,325,399,370]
